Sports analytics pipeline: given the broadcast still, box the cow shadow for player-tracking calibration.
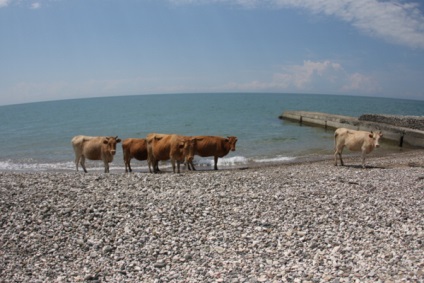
[341,165,386,169]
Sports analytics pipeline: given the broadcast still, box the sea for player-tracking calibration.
[0,93,423,172]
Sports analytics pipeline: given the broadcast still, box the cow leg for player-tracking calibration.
[177,160,181,173]
[104,161,110,173]
[185,156,196,171]
[214,156,219,170]
[80,156,88,173]
[124,159,130,173]
[361,151,366,169]
[189,160,196,171]
[171,159,176,173]
[148,157,154,173]
[339,152,344,166]
[127,160,132,173]
[334,147,344,166]
[149,159,160,174]
[74,155,80,171]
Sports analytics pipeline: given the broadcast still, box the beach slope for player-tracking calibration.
[1,150,423,282]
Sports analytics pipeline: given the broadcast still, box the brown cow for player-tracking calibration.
[334,128,383,169]
[146,133,197,173]
[71,135,121,173]
[122,138,148,173]
[187,136,238,170]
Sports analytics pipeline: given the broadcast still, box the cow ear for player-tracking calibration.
[103,139,109,144]
[369,133,373,138]
[116,139,121,143]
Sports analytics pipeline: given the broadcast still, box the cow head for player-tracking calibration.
[103,136,121,156]
[369,131,383,148]
[226,136,238,151]
[177,137,196,162]
[184,137,203,163]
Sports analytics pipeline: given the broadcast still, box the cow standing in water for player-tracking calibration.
[334,128,383,169]
[146,133,197,173]
[187,136,238,170]
[122,138,148,173]
[71,135,121,173]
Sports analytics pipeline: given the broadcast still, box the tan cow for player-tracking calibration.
[146,133,197,173]
[122,138,148,173]
[187,136,238,170]
[71,135,121,173]
[334,128,383,169]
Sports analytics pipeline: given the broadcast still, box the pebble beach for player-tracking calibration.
[1,150,423,282]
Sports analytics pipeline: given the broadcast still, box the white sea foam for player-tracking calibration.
[254,156,296,163]
[0,160,76,172]
[0,155,298,172]
[191,156,249,168]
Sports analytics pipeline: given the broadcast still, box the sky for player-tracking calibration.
[1,0,424,105]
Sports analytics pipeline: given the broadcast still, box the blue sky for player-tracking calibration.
[1,0,424,105]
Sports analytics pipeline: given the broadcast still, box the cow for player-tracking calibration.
[186,136,238,171]
[146,133,197,173]
[71,135,121,173]
[122,138,148,173]
[334,128,383,169]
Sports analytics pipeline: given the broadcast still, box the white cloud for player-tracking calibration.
[31,2,41,9]
[0,0,10,8]
[169,0,424,49]
[0,0,42,9]
[222,60,380,94]
[273,60,342,89]
[277,0,424,49]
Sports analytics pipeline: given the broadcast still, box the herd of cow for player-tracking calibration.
[71,134,238,173]
[71,128,382,173]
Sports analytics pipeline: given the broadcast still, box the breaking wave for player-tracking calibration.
[0,155,297,172]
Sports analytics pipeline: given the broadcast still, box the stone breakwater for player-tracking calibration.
[280,111,424,148]
[359,114,424,131]
[1,151,423,282]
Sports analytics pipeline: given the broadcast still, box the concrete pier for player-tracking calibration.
[279,111,424,148]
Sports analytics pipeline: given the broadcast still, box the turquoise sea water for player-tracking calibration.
[0,93,423,172]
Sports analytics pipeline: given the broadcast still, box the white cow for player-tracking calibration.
[334,128,383,168]
[71,135,121,173]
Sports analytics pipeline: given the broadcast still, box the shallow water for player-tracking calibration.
[0,93,422,172]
